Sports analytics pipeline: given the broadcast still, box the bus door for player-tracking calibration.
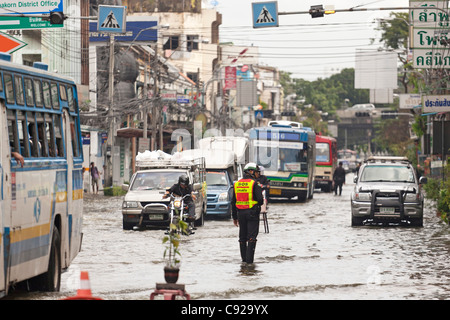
[62,109,82,265]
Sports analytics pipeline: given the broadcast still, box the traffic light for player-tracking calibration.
[49,12,65,25]
[309,5,324,18]
[355,111,370,117]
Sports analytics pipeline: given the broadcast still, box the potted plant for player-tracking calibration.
[162,220,188,283]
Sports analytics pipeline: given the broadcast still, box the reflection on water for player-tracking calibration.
[6,178,450,300]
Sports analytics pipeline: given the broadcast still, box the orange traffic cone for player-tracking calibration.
[63,271,102,300]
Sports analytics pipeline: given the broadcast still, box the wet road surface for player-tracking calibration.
[7,175,450,300]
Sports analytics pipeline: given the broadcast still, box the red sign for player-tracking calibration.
[0,32,27,54]
[224,66,236,90]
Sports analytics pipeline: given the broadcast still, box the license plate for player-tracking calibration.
[148,214,163,220]
[379,207,395,214]
[270,188,281,195]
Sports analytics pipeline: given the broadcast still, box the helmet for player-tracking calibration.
[258,165,265,174]
[178,175,189,185]
[244,162,259,172]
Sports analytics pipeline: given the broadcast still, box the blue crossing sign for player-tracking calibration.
[98,5,126,33]
[252,1,279,28]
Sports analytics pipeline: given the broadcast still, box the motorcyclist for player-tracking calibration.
[163,175,197,222]
[231,163,264,264]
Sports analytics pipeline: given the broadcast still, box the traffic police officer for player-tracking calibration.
[231,163,264,264]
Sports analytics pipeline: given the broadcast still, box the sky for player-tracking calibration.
[203,0,411,81]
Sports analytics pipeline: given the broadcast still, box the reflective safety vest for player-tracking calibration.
[234,179,259,210]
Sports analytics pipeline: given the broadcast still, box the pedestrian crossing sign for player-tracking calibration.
[252,1,278,28]
[98,5,127,33]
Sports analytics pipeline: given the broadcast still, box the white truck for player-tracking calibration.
[121,151,207,230]
[179,148,237,218]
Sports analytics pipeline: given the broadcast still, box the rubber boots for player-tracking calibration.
[239,241,247,262]
[246,241,257,264]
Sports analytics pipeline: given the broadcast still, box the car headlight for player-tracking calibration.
[355,192,371,201]
[404,193,419,202]
[218,192,228,202]
[123,201,139,208]
[174,200,181,208]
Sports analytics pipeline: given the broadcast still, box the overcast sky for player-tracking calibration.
[204,0,410,80]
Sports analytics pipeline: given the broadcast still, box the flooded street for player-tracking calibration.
[11,175,450,300]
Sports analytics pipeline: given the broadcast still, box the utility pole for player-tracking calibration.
[106,35,115,187]
[152,44,159,151]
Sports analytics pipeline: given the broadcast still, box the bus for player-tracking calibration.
[249,121,316,201]
[314,135,337,192]
[338,149,358,172]
[0,54,83,296]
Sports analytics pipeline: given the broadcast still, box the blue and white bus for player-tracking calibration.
[0,54,83,296]
[249,121,316,201]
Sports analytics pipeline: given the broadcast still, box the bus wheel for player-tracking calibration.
[32,227,61,291]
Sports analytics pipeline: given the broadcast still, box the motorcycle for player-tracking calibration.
[167,193,195,235]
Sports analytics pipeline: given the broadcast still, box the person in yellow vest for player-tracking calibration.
[232,163,264,264]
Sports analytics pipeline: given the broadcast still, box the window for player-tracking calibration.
[53,114,64,157]
[17,111,30,157]
[24,78,34,106]
[70,116,80,157]
[45,113,56,157]
[59,84,67,101]
[26,112,39,157]
[14,75,24,105]
[36,112,48,157]
[7,109,19,154]
[163,35,179,50]
[67,85,75,112]
[186,35,199,52]
[43,81,51,108]
[316,143,330,163]
[51,82,59,109]
[33,79,44,107]
[4,73,14,104]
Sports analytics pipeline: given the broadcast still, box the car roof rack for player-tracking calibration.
[365,156,410,164]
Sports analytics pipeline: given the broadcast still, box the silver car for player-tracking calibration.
[351,156,427,227]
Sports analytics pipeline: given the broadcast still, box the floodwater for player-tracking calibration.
[8,175,450,300]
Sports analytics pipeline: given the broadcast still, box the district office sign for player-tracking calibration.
[0,0,62,14]
[422,95,450,113]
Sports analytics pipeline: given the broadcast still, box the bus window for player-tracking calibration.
[53,114,65,157]
[59,84,67,101]
[44,113,56,157]
[14,75,24,105]
[7,109,19,153]
[51,82,59,110]
[24,77,34,107]
[4,73,14,104]
[27,112,39,157]
[36,112,48,157]
[70,116,80,157]
[42,81,51,109]
[67,85,75,112]
[33,79,44,107]
[14,111,29,157]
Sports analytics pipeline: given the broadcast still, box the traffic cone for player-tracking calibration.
[63,271,102,300]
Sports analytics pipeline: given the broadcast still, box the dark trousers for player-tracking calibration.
[238,210,260,243]
[334,182,343,195]
[186,202,195,217]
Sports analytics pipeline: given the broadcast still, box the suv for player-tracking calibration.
[351,156,427,226]
[122,158,207,230]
